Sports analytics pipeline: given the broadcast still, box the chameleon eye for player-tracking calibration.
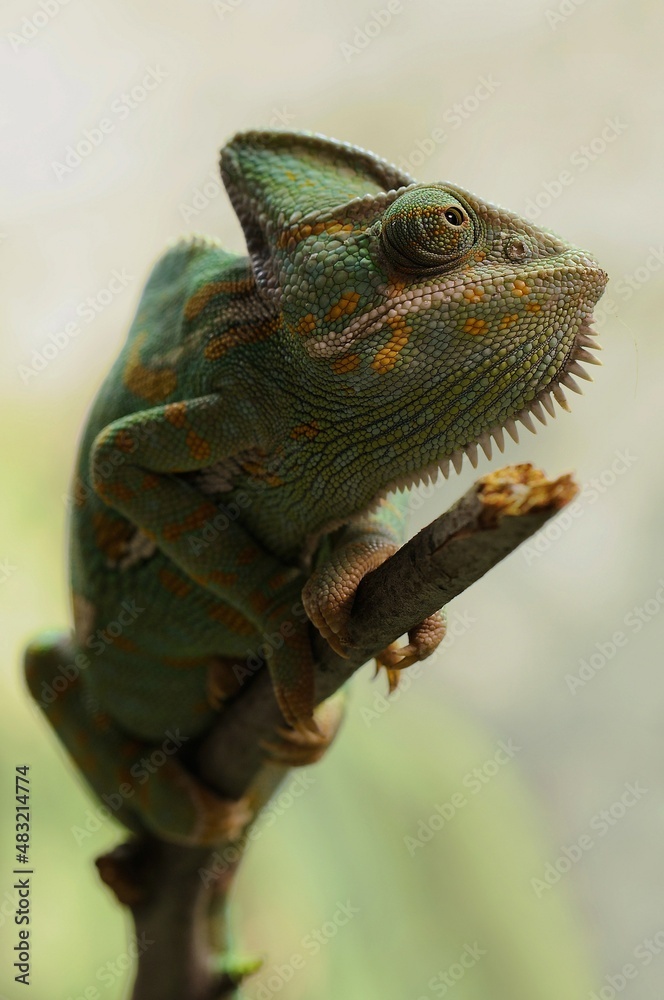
[444,207,465,226]
[380,187,476,273]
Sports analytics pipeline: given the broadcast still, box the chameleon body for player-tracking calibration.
[24,131,606,845]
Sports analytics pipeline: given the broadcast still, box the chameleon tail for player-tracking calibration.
[23,632,250,846]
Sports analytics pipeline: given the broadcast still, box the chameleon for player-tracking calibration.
[24,130,607,846]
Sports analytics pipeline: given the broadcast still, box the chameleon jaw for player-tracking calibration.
[383,318,603,494]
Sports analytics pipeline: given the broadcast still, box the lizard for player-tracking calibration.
[24,129,607,847]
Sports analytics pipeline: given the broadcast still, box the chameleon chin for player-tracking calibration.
[24,130,607,845]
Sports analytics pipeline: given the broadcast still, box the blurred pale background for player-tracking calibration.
[1,1,663,997]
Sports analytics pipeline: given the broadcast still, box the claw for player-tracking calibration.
[374,656,402,694]
[260,695,344,766]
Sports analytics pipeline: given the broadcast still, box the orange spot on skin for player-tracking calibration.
[206,569,239,589]
[186,429,211,461]
[267,569,297,592]
[104,482,135,503]
[159,568,192,598]
[498,313,519,330]
[332,354,360,374]
[325,222,354,236]
[92,512,135,561]
[114,429,136,453]
[123,333,178,403]
[164,402,188,427]
[463,317,488,336]
[204,317,280,360]
[291,421,320,441]
[474,251,487,262]
[512,279,531,297]
[371,317,411,374]
[108,635,139,654]
[162,502,219,542]
[277,219,354,249]
[296,314,317,337]
[525,302,541,313]
[249,592,270,615]
[208,603,255,635]
[463,286,485,304]
[203,336,226,361]
[239,457,283,487]
[324,291,361,322]
[386,279,407,294]
[184,278,254,322]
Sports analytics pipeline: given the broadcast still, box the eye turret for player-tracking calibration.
[380,187,476,273]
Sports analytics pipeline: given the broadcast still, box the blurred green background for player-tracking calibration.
[2,0,663,997]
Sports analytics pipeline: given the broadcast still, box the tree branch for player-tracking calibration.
[95,464,578,1000]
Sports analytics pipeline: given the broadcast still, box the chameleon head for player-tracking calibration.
[221,131,607,490]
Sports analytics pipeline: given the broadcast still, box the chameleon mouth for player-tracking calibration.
[386,316,602,493]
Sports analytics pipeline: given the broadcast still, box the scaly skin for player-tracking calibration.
[24,131,607,845]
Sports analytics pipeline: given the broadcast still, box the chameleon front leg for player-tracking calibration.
[303,493,446,687]
[90,394,317,729]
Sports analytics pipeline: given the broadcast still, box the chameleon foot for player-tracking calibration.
[375,610,447,671]
[260,693,345,766]
[206,655,244,709]
[302,539,399,657]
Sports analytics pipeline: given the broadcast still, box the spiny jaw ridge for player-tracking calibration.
[378,325,602,495]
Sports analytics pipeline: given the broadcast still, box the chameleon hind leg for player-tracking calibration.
[23,632,252,846]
